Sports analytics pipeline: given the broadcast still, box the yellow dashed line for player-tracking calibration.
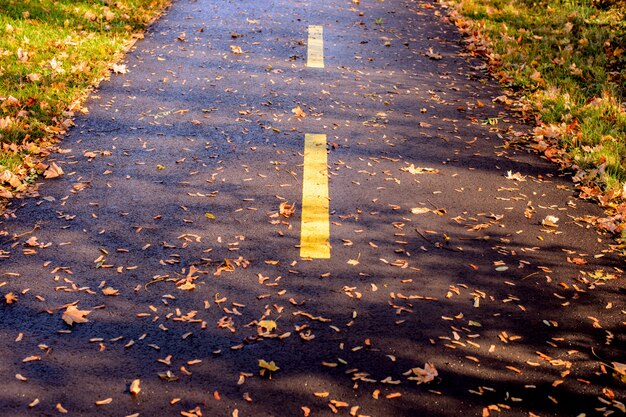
[300,133,330,259]
[307,25,324,68]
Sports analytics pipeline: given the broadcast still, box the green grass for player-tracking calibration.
[0,0,170,194]
[450,0,626,192]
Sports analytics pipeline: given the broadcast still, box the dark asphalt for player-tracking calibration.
[1,0,625,416]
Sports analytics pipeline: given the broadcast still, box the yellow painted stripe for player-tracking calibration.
[307,25,324,68]
[300,134,330,259]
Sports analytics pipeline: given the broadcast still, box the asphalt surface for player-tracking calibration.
[1,0,625,416]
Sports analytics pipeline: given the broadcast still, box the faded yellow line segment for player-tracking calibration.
[300,134,330,259]
[307,25,324,68]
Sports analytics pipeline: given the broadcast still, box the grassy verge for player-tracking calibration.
[0,0,170,199]
[446,0,626,238]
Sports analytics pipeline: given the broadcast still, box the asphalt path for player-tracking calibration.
[1,0,625,416]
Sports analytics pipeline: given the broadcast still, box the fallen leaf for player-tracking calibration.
[405,362,438,384]
[401,164,439,175]
[259,359,279,378]
[5,292,17,304]
[542,215,559,228]
[95,398,113,406]
[258,320,277,334]
[102,287,119,296]
[411,207,431,215]
[292,106,307,118]
[84,10,97,21]
[426,48,443,60]
[230,45,243,54]
[279,202,296,218]
[130,379,141,395]
[112,63,127,74]
[505,170,526,181]
[27,73,41,82]
[43,162,64,179]
[62,305,91,326]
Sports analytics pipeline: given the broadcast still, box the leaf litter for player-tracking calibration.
[0,0,624,416]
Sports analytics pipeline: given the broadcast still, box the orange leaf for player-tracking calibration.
[130,379,141,395]
[62,305,91,326]
[43,162,64,179]
[279,202,296,218]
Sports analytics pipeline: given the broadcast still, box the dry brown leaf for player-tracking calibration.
[426,48,443,60]
[0,186,13,198]
[43,162,64,179]
[62,305,91,326]
[292,105,307,118]
[112,63,127,74]
[279,202,296,218]
[102,287,119,296]
[401,164,439,175]
[405,362,438,384]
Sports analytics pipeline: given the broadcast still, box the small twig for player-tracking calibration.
[521,272,540,280]
[13,223,40,239]
[415,228,459,252]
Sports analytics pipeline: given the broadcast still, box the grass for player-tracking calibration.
[448,0,626,194]
[0,0,170,197]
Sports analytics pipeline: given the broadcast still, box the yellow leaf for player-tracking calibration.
[258,320,277,333]
[259,359,279,372]
[177,281,196,291]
